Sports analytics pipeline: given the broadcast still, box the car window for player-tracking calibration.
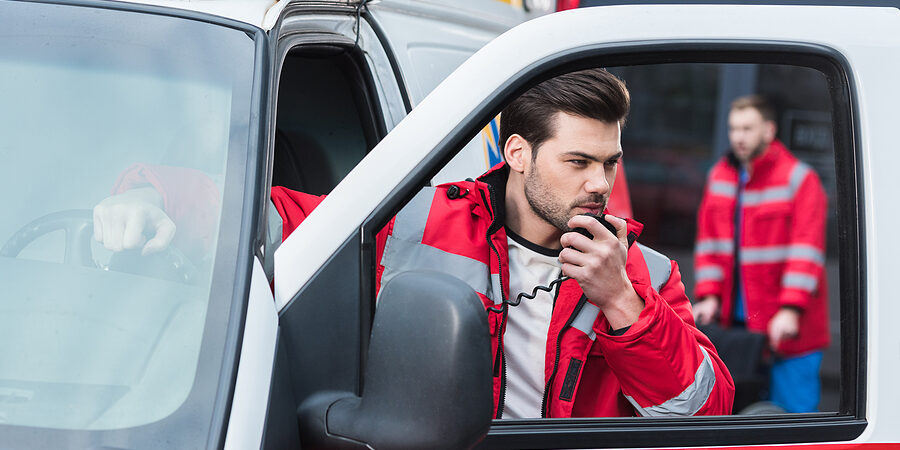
[272,27,863,448]
[369,55,860,448]
[0,2,259,447]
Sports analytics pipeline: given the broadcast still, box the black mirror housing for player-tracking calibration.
[298,271,494,449]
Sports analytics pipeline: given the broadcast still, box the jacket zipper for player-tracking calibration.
[541,291,587,418]
[481,186,509,419]
[496,307,508,419]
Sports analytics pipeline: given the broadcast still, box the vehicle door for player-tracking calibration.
[272,3,897,449]
[0,1,272,449]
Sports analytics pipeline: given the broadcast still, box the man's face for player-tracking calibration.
[524,112,622,232]
[728,107,775,165]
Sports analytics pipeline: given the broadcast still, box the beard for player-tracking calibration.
[523,163,607,232]
[734,140,768,164]
[749,141,768,160]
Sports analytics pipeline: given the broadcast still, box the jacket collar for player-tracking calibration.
[477,162,509,235]
[727,139,789,175]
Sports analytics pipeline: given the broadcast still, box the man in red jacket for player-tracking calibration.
[693,95,829,413]
[94,69,734,418]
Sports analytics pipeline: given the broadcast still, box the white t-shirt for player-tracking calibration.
[501,229,562,419]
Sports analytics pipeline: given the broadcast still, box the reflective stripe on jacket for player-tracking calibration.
[694,140,830,356]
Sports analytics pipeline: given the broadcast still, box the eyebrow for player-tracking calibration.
[562,150,623,162]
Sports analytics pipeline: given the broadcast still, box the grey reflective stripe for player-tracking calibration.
[264,199,283,282]
[490,273,503,305]
[786,244,826,265]
[570,301,600,340]
[742,162,810,206]
[783,272,818,292]
[625,347,716,417]
[637,244,672,292]
[696,266,724,282]
[742,244,825,265]
[392,187,436,241]
[695,238,732,256]
[743,186,792,205]
[380,236,501,304]
[790,161,812,192]
[380,186,503,305]
[709,180,736,198]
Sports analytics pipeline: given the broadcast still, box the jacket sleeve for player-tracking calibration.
[270,186,326,241]
[114,164,330,256]
[593,261,735,416]
[693,168,729,301]
[112,163,219,261]
[778,168,827,311]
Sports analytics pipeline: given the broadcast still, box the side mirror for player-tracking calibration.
[297,271,493,449]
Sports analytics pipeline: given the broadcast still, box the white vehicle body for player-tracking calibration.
[277,4,897,448]
[0,0,895,448]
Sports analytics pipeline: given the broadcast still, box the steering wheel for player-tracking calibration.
[0,209,199,284]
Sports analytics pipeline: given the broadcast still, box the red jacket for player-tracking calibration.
[694,140,830,356]
[119,163,735,418]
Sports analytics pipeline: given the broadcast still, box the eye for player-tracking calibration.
[605,158,620,168]
[567,159,588,167]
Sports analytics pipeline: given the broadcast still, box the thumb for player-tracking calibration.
[769,325,784,349]
[142,218,176,255]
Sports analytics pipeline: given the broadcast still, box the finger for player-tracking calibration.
[103,216,126,252]
[693,304,706,322]
[770,332,782,349]
[770,324,786,348]
[560,261,586,281]
[694,307,707,324]
[121,212,148,250]
[558,246,591,267]
[701,309,715,325]
[603,215,629,245]
[559,231,594,250]
[142,218,176,255]
[92,207,104,242]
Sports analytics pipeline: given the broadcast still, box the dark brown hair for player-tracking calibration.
[730,94,776,122]
[499,68,630,159]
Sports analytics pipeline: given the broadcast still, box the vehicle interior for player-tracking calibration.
[272,45,384,196]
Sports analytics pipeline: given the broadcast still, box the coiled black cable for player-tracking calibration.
[513,274,568,306]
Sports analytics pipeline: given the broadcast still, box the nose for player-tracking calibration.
[584,170,610,195]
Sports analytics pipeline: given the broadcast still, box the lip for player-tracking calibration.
[577,204,604,214]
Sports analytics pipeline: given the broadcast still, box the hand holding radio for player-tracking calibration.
[559,213,643,329]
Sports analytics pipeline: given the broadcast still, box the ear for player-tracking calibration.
[764,120,777,143]
[504,134,531,174]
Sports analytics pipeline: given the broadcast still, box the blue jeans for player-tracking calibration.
[769,351,823,413]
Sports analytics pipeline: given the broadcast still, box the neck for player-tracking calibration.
[746,140,775,169]
[504,174,563,249]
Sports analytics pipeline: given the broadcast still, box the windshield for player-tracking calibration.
[0,1,258,447]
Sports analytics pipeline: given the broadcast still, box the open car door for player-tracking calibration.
[273,4,897,449]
